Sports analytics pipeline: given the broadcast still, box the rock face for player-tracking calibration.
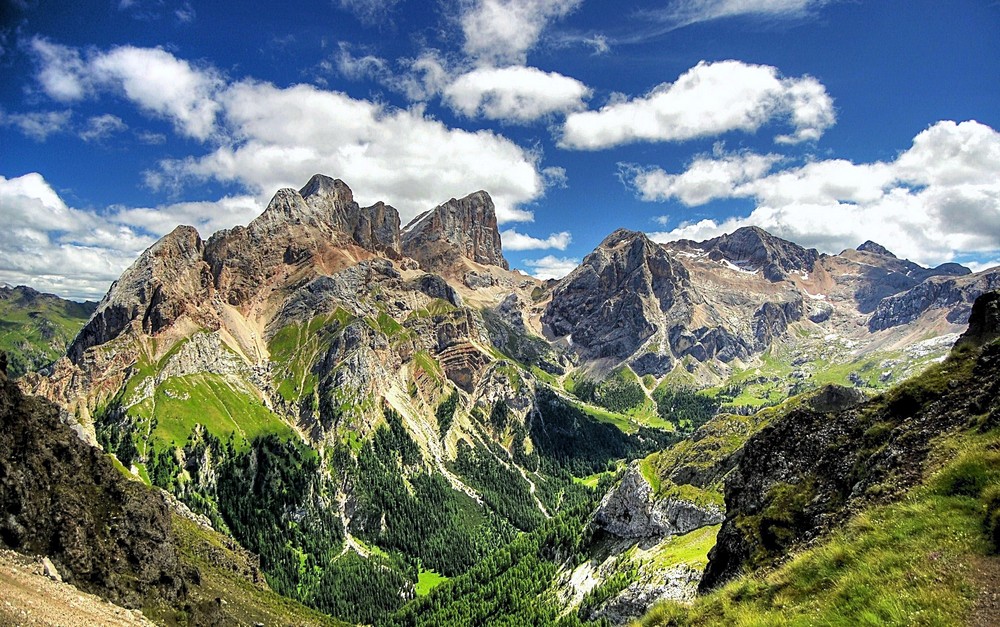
[593,463,723,539]
[868,270,1000,331]
[0,354,193,608]
[586,566,702,625]
[543,229,692,362]
[401,190,509,271]
[700,295,1000,591]
[685,226,819,282]
[956,290,1000,347]
[69,225,211,362]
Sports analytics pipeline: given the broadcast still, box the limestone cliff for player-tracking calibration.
[401,190,509,272]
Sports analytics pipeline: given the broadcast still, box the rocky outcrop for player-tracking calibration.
[593,464,723,539]
[298,174,401,258]
[0,355,193,608]
[543,230,692,361]
[690,226,819,282]
[956,290,1000,348]
[856,240,896,257]
[585,565,702,624]
[401,190,509,271]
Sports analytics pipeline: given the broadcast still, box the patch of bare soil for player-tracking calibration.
[968,554,1000,627]
[0,550,154,627]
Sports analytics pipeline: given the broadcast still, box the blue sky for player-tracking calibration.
[0,0,998,299]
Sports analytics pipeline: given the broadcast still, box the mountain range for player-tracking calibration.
[4,174,1000,625]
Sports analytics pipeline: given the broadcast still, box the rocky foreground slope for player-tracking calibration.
[702,290,1000,590]
[0,352,339,625]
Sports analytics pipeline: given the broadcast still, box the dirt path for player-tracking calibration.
[968,554,1000,627]
[0,550,154,627]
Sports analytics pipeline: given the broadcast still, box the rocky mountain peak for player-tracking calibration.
[299,173,354,204]
[699,226,819,281]
[857,240,896,258]
[401,190,509,271]
[69,225,211,362]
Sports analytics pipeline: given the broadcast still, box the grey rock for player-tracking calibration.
[594,464,723,539]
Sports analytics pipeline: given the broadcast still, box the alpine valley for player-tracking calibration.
[4,174,1000,626]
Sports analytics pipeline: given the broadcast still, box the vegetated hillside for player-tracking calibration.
[0,285,95,377]
[19,174,1000,624]
[0,351,342,626]
[638,291,1000,626]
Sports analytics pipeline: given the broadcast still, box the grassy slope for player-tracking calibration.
[638,347,1000,627]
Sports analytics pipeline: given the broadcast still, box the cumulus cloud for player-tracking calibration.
[501,228,571,250]
[560,60,835,150]
[30,41,551,224]
[443,66,591,122]
[520,255,579,279]
[0,173,153,299]
[636,120,1000,267]
[0,173,267,300]
[460,0,584,65]
[623,149,783,205]
[30,38,223,140]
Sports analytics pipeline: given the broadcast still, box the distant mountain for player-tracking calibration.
[16,174,1000,624]
[543,224,994,389]
[0,285,95,377]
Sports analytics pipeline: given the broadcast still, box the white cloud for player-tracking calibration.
[1,110,72,140]
[160,79,545,223]
[88,46,223,140]
[655,0,830,29]
[29,38,88,101]
[333,43,391,81]
[31,42,551,224]
[443,65,591,122]
[460,0,584,65]
[640,120,1000,267]
[501,228,571,250]
[624,150,782,205]
[80,114,127,142]
[520,254,579,279]
[30,38,223,140]
[175,2,196,23]
[110,195,264,238]
[0,173,152,299]
[583,35,610,55]
[560,60,835,150]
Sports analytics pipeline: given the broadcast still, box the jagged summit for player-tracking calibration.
[299,173,353,203]
[857,240,896,258]
[598,228,652,250]
[401,189,509,271]
[695,226,819,282]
